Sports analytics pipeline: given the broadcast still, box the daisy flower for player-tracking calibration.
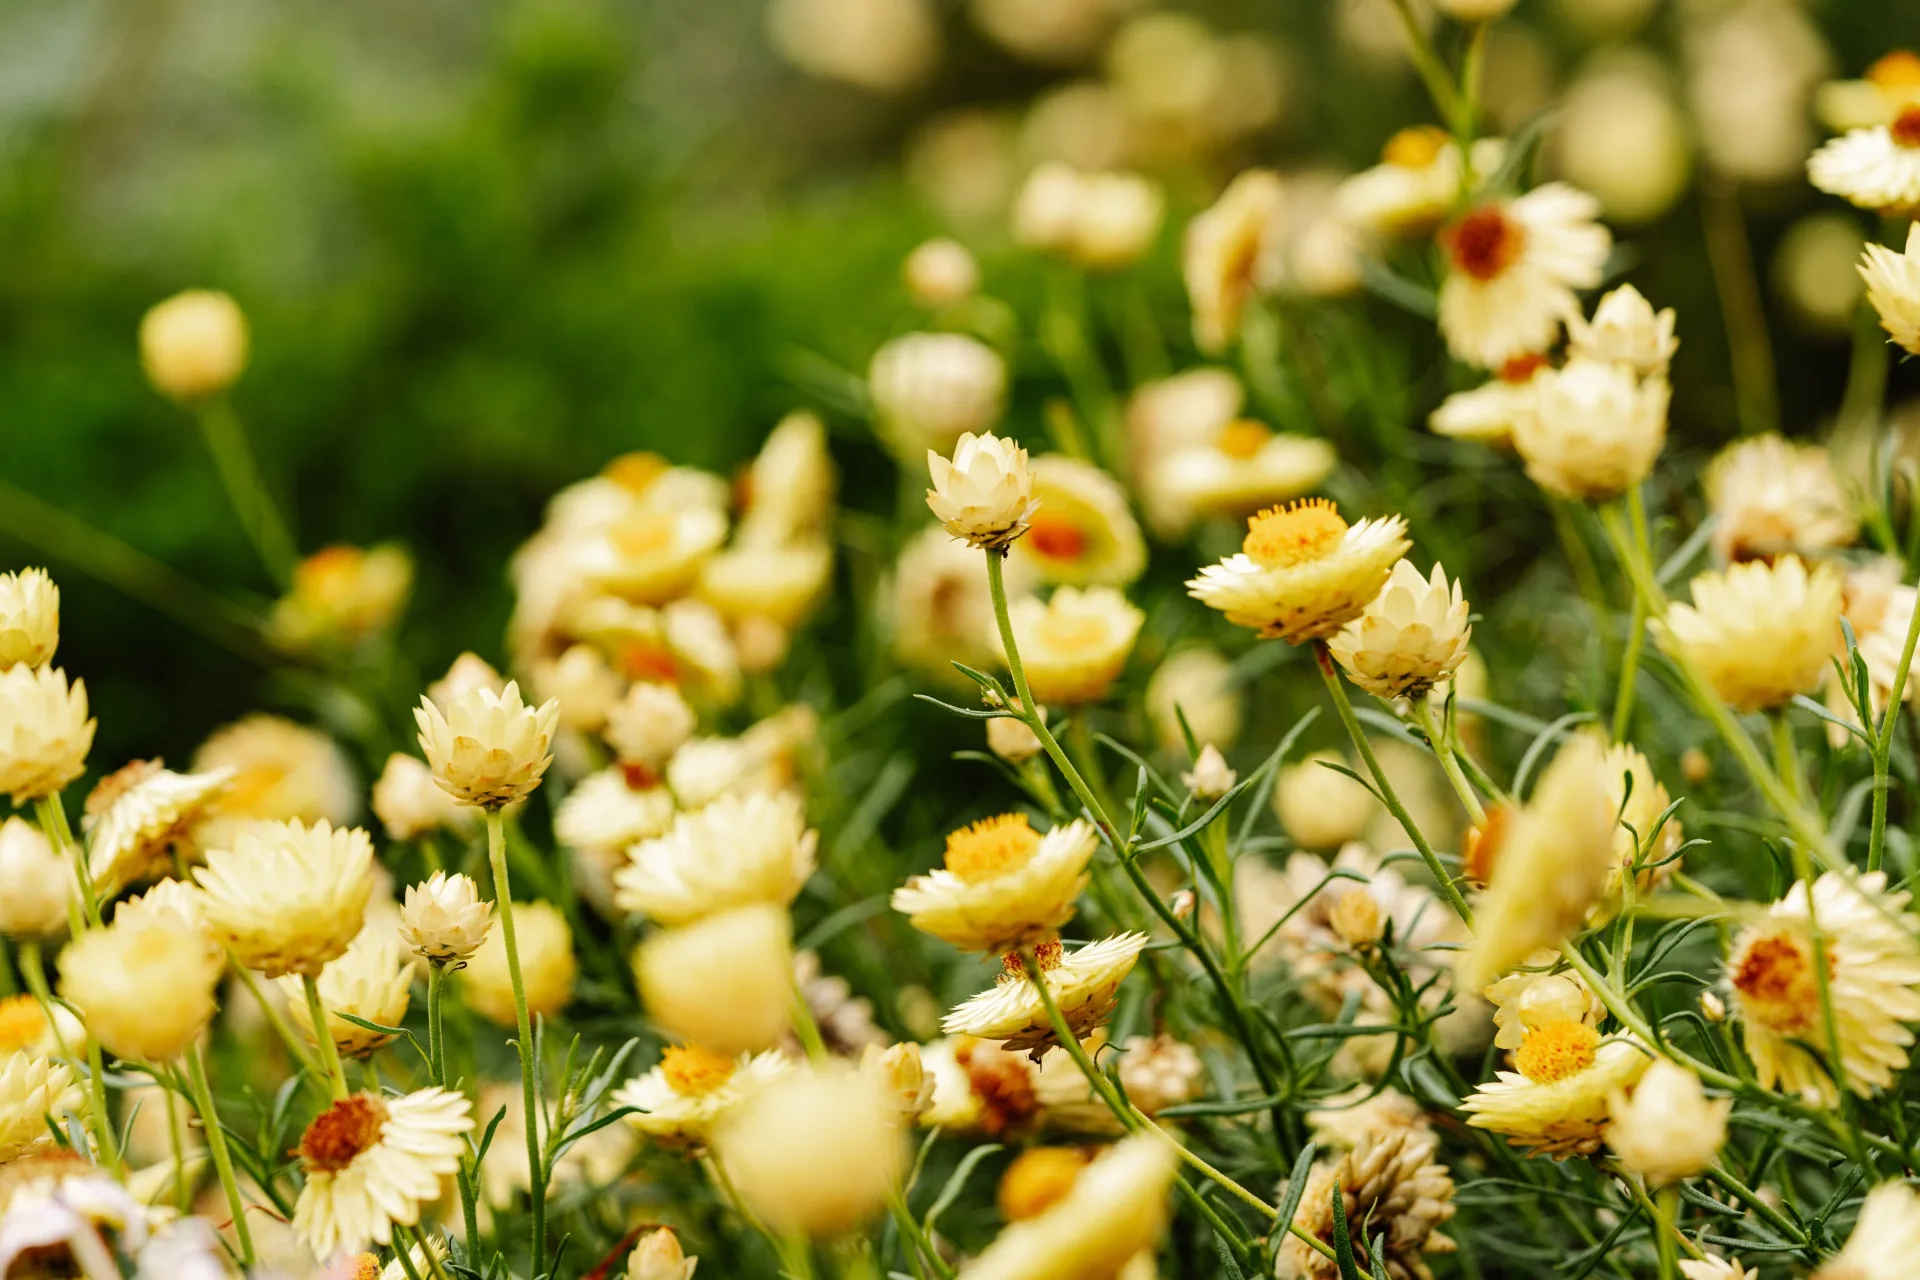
[942,933,1148,1055]
[1461,1023,1650,1156]
[614,1044,791,1149]
[1809,107,1920,211]
[291,1088,473,1258]
[1436,184,1611,369]
[892,814,1097,954]
[1187,499,1410,643]
[614,790,816,926]
[81,760,232,894]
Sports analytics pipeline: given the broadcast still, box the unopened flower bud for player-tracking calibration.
[904,238,979,309]
[862,1042,934,1121]
[1181,744,1236,799]
[139,290,248,403]
[1328,886,1384,950]
[1700,990,1727,1024]
[0,569,58,672]
[987,703,1045,764]
[400,871,493,965]
[628,1228,696,1280]
[1681,747,1711,787]
[1170,890,1196,920]
[605,682,697,772]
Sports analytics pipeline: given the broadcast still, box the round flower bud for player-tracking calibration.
[400,872,493,965]
[139,290,248,403]
[194,818,375,978]
[635,903,793,1054]
[1566,284,1679,378]
[0,568,58,671]
[604,682,697,773]
[1146,647,1242,752]
[0,665,95,805]
[713,1064,906,1237]
[414,681,560,809]
[861,1041,934,1122]
[870,332,1007,459]
[904,238,980,309]
[1272,751,1376,851]
[0,817,71,940]
[927,431,1039,551]
[1181,745,1236,799]
[1514,357,1669,502]
[1605,1059,1729,1185]
[463,900,574,1026]
[986,708,1045,764]
[59,915,221,1062]
[1327,560,1473,700]
[371,753,474,843]
[628,1228,697,1280]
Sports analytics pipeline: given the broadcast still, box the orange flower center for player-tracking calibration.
[1443,205,1526,283]
[1242,499,1348,570]
[1217,420,1273,460]
[617,640,680,684]
[660,1044,738,1096]
[612,511,678,558]
[945,813,1043,882]
[1382,125,1450,169]
[0,996,46,1055]
[222,762,288,815]
[998,1147,1090,1221]
[1892,105,1920,148]
[1732,930,1825,1032]
[293,545,367,602]
[1513,1020,1599,1084]
[604,452,670,494]
[1869,51,1920,89]
[1498,353,1549,384]
[620,762,661,790]
[1462,806,1512,887]
[1025,513,1089,563]
[299,1093,389,1173]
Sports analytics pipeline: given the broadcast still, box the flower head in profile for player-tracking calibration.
[1809,108,1920,211]
[1513,357,1669,502]
[629,1228,699,1280]
[0,665,94,805]
[997,587,1144,704]
[81,760,232,895]
[1337,128,1506,236]
[399,872,492,964]
[871,332,1007,458]
[892,814,1097,954]
[0,1052,84,1163]
[1680,1258,1756,1280]
[1428,354,1549,448]
[943,933,1148,1056]
[1188,499,1410,643]
[927,431,1039,552]
[1860,222,1920,354]
[961,1135,1175,1280]
[0,568,58,671]
[615,790,817,926]
[1010,457,1146,587]
[1139,419,1339,540]
[1328,560,1472,700]
[1657,556,1843,713]
[291,1088,472,1258]
[414,681,560,809]
[1461,1021,1650,1156]
[1813,1181,1920,1280]
[1704,434,1858,563]
[614,1044,792,1149]
[194,818,374,977]
[1566,284,1678,377]
[0,817,71,942]
[1604,1059,1729,1186]
[1437,185,1611,369]
[1184,169,1282,354]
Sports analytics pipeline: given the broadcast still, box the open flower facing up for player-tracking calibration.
[615,1044,792,1149]
[0,568,58,671]
[893,814,1097,953]
[195,818,374,978]
[1704,434,1858,563]
[1727,869,1920,1105]
[575,504,730,606]
[138,289,248,403]
[927,431,1039,552]
[0,1052,84,1163]
[997,587,1144,703]
[871,332,1007,459]
[1565,284,1678,377]
[1604,1059,1729,1185]
[1512,356,1670,501]
[712,1064,906,1238]
[1462,1021,1650,1156]
[278,930,413,1058]
[399,871,493,964]
[1436,185,1611,369]
[58,912,221,1062]
[1189,499,1411,643]
[1860,221,1920,354]
[0,664,94,805]
[635,903,793,1054]
[464,900,574,1026]
[943,933,1148,1055]
[1814,1181,1920,1280]
[1658,556,1843,713]
[291,1088,472,1258]
[1010,457,1146,587]
[1808,108,1920,211]
[1817,51,1920,131]
[267,544,413,652]
[0,817,71,941]
[1140,421,1340,539]
[82,761,232,895]
[1277,1127,1457,1280]
[961,1134,1175,1280]
[414,682,560,809]
[615,790,817,925]
[1184,169,1282,355]
[1328,560,1472,700]
[1428,354,1549,448]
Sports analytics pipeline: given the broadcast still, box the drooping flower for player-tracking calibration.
[927,432,1039,552]
[1704,434,1858,563]
[463,900,574,1026]
[1657,556,1843,712]
[0,568,58,671]
[1329,560,1472,700]
[1436,185,1612,369]
[635,903,793,1054]
[1188,499,1410,643]
[893,814,1097,953]
[0,665,94,805]
[942,933,1148,1055]
[1604,1059,1729,1185]
[614,1044,792,1149]
[1808,108,1920,211]
[615,791,817,926]
[712,1064,906,1237]
[997,587,1144,704]
[138,290,248,403]
[1010,458,1146,587]
[290,1088,472,1258]
[194,818,374,978]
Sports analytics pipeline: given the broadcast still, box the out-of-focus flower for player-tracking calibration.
[1182,744,1236,799]
[1604,1059,1729,1185]
[616,791,816,926]
[1684,2,1829,184]
[464,900,574,1026]
[1462,1023,1649,1155]
[576,506,730,607]
[1566,284,1678,378]
[1704,434,1857,563]
[1146,647,1242,752]
[628,1228,697,1280]
[971,0,1127,65]
[1658,556,1842,712]
[1022,81,1134,173]
[738,410,836,549]
[0,568,57,671]
[1728,869,1920,1105]
[1813,1181,1920,1280]
[195,818,373,978]
[528,643,624,734]
[700,541,833,631]
[863,1041,934,1121]
[1273,751,1376,851]
[267,544,412,652]
[765,0,938,93]
[0,665,93,805]
[371,753,474,843]
[399,871,492,965]
[1012,164,1164,268]
[1819,52,1920,132]
[1438,186,1611,369]
[426,652,506,711]
[1862,222,1920,353]
[928,431,1039,552]
[0,1053,83,1162]
[415,682,559,809]
[1810,111,1920,212]
[279,930,412,1058]
[1127,367,1243,469]
[1833,561,1920,736]
[894,814,1096,953]
[1436,0,1513,17]
[905,238,979,309]
[890,525,1036,674]
[59,914,220,1061]
[82,761,232,895]
[1329,560,1472,701]
[1277,1128,1457,1279]
[907,110,1017,228]
[1553,54,1691,225]
[997,587,1144,704]
[603,681,697,773]
[872,333,1007,460]
[1139,419,1339,539]
[191,714,359,840]
[987,705,1046,764]
[0,818,69,941]
[1597,743,1682,913]
[944,932,1147,1054]
[636,903,792,1053]
[1011,457,1145,587]
[962,1135,1174,1280]
[291,1088,472,1257]
[1775,214,1869,333]
[1679,1257,1756,1280]
[713,1064,905,1236]
[1337,129,1505,236]
[1457,733,1615,992]
[1485,963,1604,1051]
[1257,169,1364,300]
[997,1146,1090,1221]
[1105,14,1286,161]
[1185,169,1283,354]
[1116,1035,1203,1115]
[1514,356,1670,502]
[615,1044,791,1149]
[139,290,247,403]
[554,770,676,913]
[796,950,885,1055]
[1429,354,1548,447]
[1189,499,1410,642]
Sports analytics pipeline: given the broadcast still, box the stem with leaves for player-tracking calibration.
[185,1043,257,1268]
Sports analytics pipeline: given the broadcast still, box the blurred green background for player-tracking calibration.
[5,0,1920,776]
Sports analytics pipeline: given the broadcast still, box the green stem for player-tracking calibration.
[410,1224,456,1280]
[34,794,98,930]
[1385,0,1459,124]
[888,1190,954,1280]
[791,975,829,1060]
[1412,698,1486,827]
[428,964,483,1251]
[1699,175,1779,438]
[18,941,106,1162]
[195,397,297,586]
[486,809,547,1266]
[1610,502,1650,742]
[1705,1164,1812,1253]
[163,1085,190,1213]
[233,962,318,1077]
[1867,568,1920,871]
[185,1043,256,1267]
[301,973,348,1100]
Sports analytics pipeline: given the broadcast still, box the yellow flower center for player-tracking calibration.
[1033,607,1108,653]
[660,1044,738,1096]
[223,762,289,815]
[1894,105,1920,149]
[1513,1021,1599,1084]
[945,813,1043,883]
[1732,929,1825,1033]
[604,451,671,494]
[347,1256,381,1280]
[1382,125,1450,169]
[1443,205,1526,283]
[1242,499,1349,569]
[1869,50,1920,89]
[1216,419,1273,460]
[293,545,366,604]
[997,1147,1090,1221]
[612,511,679,558]
[1025,513,1089,563]
[299,1093,389,1173]
[0,996,46,1054]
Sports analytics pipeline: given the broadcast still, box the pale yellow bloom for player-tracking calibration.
[1809,114,1920,212]
[1513,356,1669,502]
[0,568,58,671]
[1658,556,1843,713]
[998,587,1144,704]
[1861,221,1920,354]
[0,665,93,804]
[1336,129,1506,236]
[603,681,696,772]
[1013,164,1164,268]
[1554,59,1692,226]
[890,525,1036,674]
[1182,744,1236,799]
[1428,356,1547,447]
[905,238,980,308]
[1188,500,1410,642]
[1185,169,1282,354]
[1484,962,1605,1051]
[415,681,560,809]
[575,504,729,606]
[614,1044,792,1148]
[0,1051,84,1162]
[629,1228,698,1280]
[191,714,359,840]
[278,930,413,1058]
[139,289,247,402]
[399,871,493,964]
[370,753,474,843]
[1271,751,1377,852]
[1437,185,1611,369]
[1679,1256,1756,1280]
[291,1088,472,1257]
[737,410,837,548]
[943,933,1147,1054]
[267,544,413,651]
[1329,560,1472,700]
[0,817,71,940]
[1567,284,1678,377]
[528,643,625,734]
[1126,367,1242,469]
[698,541,833,628]
[58,914,221,1061]
[961,1135,1175,1280]
[892,814,1097,953]
[82,762,232,894]
[464,899,574,1026]
[927,432,1039,552]
[871,332,1007,458]
[1010,458,1146,588]
[1817,53,1920,132]
[1604,1059,1728,1185]
[615,791,817,925]
[765,0,938,93]
[554,767,676,864]
[713,1064,906,1237]
[635,903,793,1054]
[1705,434,1858,563]
[1145,647,1242,752]
[426,651,506,709]
[1461,1025,1649,1155]
[195,818,374,978]
[1139,422,1339,539]
[1813,1181,1920,1280]
[863,1041,935,1122]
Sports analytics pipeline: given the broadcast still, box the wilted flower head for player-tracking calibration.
[414,681,560,809]
[399,871,493,965]
[1116,1035,1204,1115]
[139,289,247,403]
[0,569,58,671]
[927,431,1039,552]
[195,818,375,978]
[1278,1127,1458,1280]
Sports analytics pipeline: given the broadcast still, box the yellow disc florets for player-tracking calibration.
[1216,420,1273,460]
[1869,50,1920,89]
[1382,125,1450,169]
[1242,500,1349,570]
[1513,1021,1600,1085]
[660,1044,738,1097]
[612,511,679,558]
[0,996,44,1055]
[998,1147,1091,1221]
[945,814,1043,883]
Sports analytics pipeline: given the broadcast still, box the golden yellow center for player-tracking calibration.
[998,1147,1090,1221]
[223,762,289,814]
[1443,205,1526,283]
[299,1093,388,1173]
[612,511,678,558]
[1217,420,1273,460]
[1382,125,1450,169]
[0,996,46,1054]
[1025,513,1089,563]
[617,640,680,684]
[660,1044,738,1096]
[945,813,1043,883]
[1893,105,1920,148]
[1242,499,1349,570]
[604,451,670,494]
[1513,1020,1599,1085]
[1732,930,1825,1032]
[1869,51,1920,89]
[294,545,365,601]
[347,1256,381,1280]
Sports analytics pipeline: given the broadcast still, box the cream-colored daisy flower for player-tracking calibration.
[291,1087,472,1258]
[615,790,816,926]
[0,1052,83,1162]
[1127,367,1243,469]
[58,913,221,1062]
[266,543,413,652]
[0,568,58,671]
[1184,169,1283,355]
[960,1134,1175,1280]
[194,818,375,978]
[1010,458,1146,587]
[369,753,475,843]
[1140,421,1339,539]
[1814,1181,1920,1280]
[1328,560,1472,700]
[399,871,492,965]
[1809,109,1920,212]
[892,814,1097,954]
[81,761,232,895]
[1565,284,1678,378]
[942,933,1147,1055]
[1817,51,1920,132]
[1187,499,1411,643]
[614,1044,792,1149]
[0,817,72,941]
[1428,354,1548,447]
[1461,1024,1649,1155]
[870,332,1008,459]
[278,930,413,1058]
[1512,356,1669,502]
[1658,555,1843,713]
[1705,434,1858,563]
[1336,128,1506,236]
[1728,869,1920,1105]
[0,664,94,805]
[414,681,560,809]
[1860,221,1920,355]
[573,504,729,606]
[927,431,1039,552]
[1604,1058,1729,1186]
[463,900,574,1026]
[997,587,1144,704]
[190,714,358,843]
[555,767,676,860]
[1437,185,1612,369]
[698,541,833,629]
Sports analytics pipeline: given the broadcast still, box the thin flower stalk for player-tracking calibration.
[486,808,549,1264]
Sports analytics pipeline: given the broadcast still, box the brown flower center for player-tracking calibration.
[1000,937,1064,979]
[1382,125,1450,169]
[1217,420,1273,460]
[1025,513,1089,563]
[945,813,1044,883]
[604,451,670,495]
[958,1041,1041,1137]
[660,1044,738,1096]
[1443,206,1526,283]
[0,996,46,1055]
[1498,353,1550,384]
[1243,499,1349,570]
[1893,105,1920,148]
[1732,929,1826,1032]
[1513,1020,1599,1084]
[1869,51,1920,90]
[620,762,660,791]
[299,1093,389,1173]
